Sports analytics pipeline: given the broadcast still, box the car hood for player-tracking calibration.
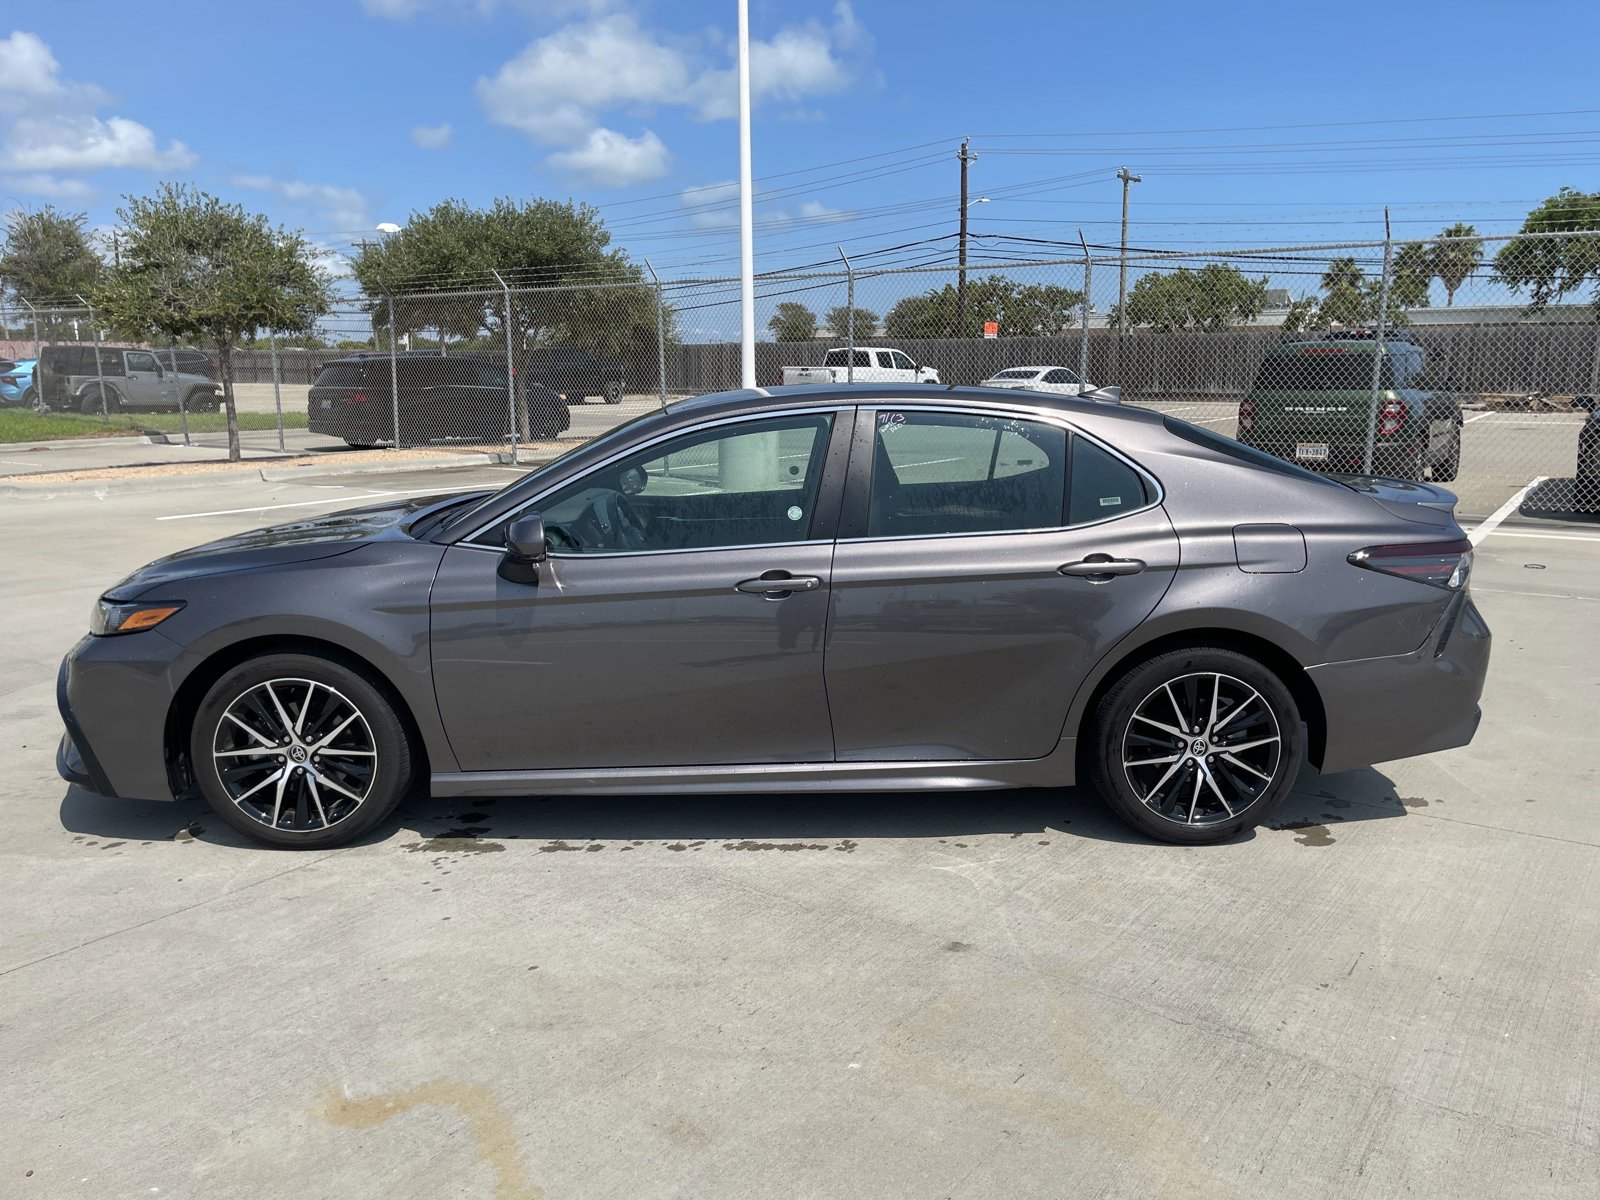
[107,492,475,597]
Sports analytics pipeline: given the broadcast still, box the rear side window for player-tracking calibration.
[1068,438,1148,524]
[1252,350,1395,391]
[1163,417,1341,486]
[314,364,366,388]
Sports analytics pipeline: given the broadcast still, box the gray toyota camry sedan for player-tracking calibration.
[57,385,1490,848]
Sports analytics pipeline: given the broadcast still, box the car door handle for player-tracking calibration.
[1059,556,1146,580]
[735,572,823,595]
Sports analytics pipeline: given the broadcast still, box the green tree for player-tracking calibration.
[94,184,333,461]
[352,198,672,372]
[766,301,817,341]
[825,305,878,338]
[883,277,1084,338]
[1115,264,1268,332]
[1430,222,1482,307]
[1389,242,1434,311]
[0,205,102,307]
[1281,256,1419,333]
[1493,189,1600,311]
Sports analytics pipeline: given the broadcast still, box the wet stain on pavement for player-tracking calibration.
[1271,820,1336,846]
[944,941,974,952]
[402,837,506,854]
[316,1080,541,1200]
[1399,796,1430,808]
[722,839,858,853]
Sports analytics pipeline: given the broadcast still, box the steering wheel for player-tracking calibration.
[592,490,649,551]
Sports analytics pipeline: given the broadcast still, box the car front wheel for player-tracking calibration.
[1088,647,1304,844]
[602,379,623,404]
[190,652,415,848]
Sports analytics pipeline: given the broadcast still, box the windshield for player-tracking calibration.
[437,407,666,535]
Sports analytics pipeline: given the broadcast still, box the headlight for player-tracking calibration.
[91,599,185,636]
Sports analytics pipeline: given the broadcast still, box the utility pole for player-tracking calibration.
[956,137,977,335]
[1117,166,1141,336]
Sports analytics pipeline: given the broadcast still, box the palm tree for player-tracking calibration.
[1431,222,1483,307]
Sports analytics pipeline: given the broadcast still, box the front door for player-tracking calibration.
[825,406,1180,762]
[121,351,164,408]
[429,410,848,771]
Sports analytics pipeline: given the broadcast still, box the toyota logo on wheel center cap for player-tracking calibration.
[289,745,308,762]
[1191,739,1208,756]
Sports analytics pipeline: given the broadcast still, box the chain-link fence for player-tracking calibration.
[6,231,1597,512]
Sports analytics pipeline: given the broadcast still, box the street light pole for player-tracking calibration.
[1117,166,1141,337]
[736,0,756,389]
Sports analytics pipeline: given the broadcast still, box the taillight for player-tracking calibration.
[1348,538,1473,590]
[349,391,368,405]
[1237,395,1255,435]
[1379,399,1407,437]
[0,375,19,384]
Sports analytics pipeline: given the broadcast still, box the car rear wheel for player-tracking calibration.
[603,379,623,404]
[25,386,46,414]
[190,652,414,849]
[1432,427,1462,483]
[1088,647,1304,844]
[80,384,119,415]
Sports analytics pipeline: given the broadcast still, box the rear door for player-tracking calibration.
[824,404,1180,762]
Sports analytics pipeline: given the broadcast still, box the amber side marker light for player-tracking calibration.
[91,600,186,636]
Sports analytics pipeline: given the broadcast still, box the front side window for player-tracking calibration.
[125,351,159,373]
[534,413,834,554]
[867,410,1066,537]
[891,351,916,371]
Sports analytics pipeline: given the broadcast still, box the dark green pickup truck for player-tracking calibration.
[1236,334,1462,481]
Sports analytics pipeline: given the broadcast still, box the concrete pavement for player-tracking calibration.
[1,462,1598,1198]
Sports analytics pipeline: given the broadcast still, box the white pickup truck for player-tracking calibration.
[781,347,940,386]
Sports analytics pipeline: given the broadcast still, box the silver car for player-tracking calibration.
[57,385,1489,849]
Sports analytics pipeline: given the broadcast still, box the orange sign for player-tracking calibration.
[982,321,999,339]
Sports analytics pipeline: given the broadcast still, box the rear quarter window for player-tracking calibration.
[314,364,366,388]
[1069,437,1149,524]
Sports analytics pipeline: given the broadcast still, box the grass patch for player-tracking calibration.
[0,408,309,443]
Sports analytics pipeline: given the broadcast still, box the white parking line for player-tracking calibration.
[157,483,492,521]
[1464,412,1495,424]
[1468,476,1548,546]
[1469,529,1600,543]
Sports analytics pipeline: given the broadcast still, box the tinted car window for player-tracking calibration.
[125,351,159,373]
[1044,368,1080,385]
[991,368,1040,381]
[868,410,1066,537]
[1253,350,1394,390]
[1068,437,1148,524]
[314,364,366,388]
[537,414,834,554]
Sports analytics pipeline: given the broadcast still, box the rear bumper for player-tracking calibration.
[1242,437,1424,473]
[1310,592,1490,774]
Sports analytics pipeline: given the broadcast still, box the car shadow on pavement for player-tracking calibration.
[1522,477,1600,520]
[56,764,1407,850]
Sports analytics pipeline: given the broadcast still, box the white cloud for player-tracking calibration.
[233,175,370,230]
[410,122,455,149]
[0,31,65,100]
[477,13,689,144]
[548,128,670,187]
[2,115,195,172]
[797,199,847,221]
[0,33,190,176]
[680,180,739,228]
[1,172,96,201]
[479,4,873,185]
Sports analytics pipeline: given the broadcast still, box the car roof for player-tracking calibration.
[985,366,1061,374]
[668,383,1165,429]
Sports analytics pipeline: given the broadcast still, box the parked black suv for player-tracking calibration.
[523,346,626,404]
[308,352,570,448]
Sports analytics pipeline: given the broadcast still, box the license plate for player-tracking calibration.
[1295,442,1330,461]
[320,398,332,409]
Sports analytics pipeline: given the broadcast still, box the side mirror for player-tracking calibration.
[499,514,547,585]
[507,514,547,562]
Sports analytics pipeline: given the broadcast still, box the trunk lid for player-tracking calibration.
[1333,474,1460,529]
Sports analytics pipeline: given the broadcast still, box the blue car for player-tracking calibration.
[0,358,40,411]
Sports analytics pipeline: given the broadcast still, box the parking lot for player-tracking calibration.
[0,448,1596,1198]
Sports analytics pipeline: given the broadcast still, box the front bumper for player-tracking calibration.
[56,633,191,801]
[1309,591,1491,774]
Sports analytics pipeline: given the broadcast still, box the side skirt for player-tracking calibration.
[433,739,1078,798]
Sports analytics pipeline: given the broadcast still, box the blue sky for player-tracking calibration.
[6,0,1600,308]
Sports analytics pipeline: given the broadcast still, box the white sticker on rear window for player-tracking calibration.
[1099,496,1122,507]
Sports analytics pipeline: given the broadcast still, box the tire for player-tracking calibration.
[1432,428,1462,483]
[25,387,47,414]
[184,389,217,413]
[602,379,623,405]
[80,384,119,415]
[1376,446,1425,481]
[343,440,380,451]
[190,652,415,849]
[1087,647,1305,844]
